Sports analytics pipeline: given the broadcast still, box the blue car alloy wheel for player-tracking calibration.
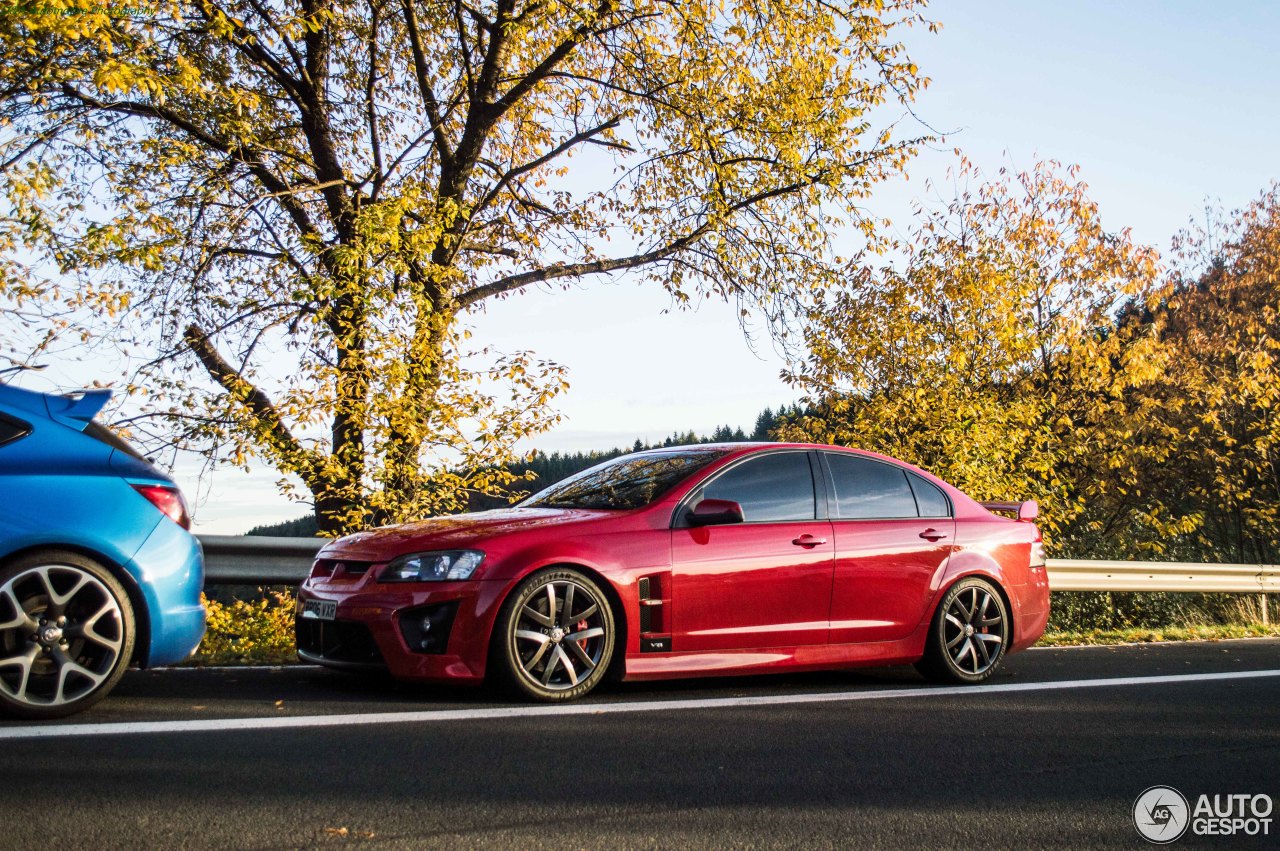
[0,381,206,719]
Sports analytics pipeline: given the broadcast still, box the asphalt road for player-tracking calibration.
[2,639,1278,849]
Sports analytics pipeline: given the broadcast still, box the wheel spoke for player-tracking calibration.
[544,584,558,626]
[952,637,974,672]
[945,630,965,650]
[76,600,123,654]
[554,645,578,686]
[566,638,597,671]
[51,648,106,705]
[944,612,964,630]
[976,632,1003,646]
[0,585,35,631]
[541,644,562,685]
[973,632,992,666]
[0,645,39,701]
[565,627,604,643]
[559,583,576,628]
[521,604,554,628]
[975,593,991,624]
[36,567,91,613]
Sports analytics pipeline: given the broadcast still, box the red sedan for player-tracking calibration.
[296,443,1049,700]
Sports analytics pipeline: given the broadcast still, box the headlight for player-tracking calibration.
[380,550,485,582]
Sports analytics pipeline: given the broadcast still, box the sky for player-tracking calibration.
[10,0,1280,533]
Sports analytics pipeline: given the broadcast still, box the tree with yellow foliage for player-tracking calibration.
[0,0,933,532]
[779,158,1163,544]
[1074,186,1280,561]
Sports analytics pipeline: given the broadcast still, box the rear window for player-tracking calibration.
[84,420,148,462]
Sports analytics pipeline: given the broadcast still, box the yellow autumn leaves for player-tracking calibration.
[784,160,1280,563]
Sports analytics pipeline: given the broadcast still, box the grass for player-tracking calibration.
[1037,623,1280,647]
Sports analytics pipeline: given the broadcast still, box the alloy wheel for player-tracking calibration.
[941,584,1006,676]
[499,569,615,700]
[0,563,127,711]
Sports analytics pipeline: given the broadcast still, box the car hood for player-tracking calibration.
[319,507,618,559]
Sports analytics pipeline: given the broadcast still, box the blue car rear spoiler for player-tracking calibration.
[46,388,113,430]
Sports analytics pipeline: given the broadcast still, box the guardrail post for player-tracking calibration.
[1263,593,1271,626]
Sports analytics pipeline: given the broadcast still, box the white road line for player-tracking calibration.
[2,668,1278,741]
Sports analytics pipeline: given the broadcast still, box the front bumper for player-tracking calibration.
[296,575,510,684]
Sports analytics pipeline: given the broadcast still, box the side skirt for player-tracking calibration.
[622,624,931,682]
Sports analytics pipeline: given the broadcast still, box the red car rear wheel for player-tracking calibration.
[915,577,1009,684]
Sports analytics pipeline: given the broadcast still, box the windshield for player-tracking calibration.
[521,448,731,511]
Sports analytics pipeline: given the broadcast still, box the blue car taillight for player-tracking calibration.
[132,483,191,529]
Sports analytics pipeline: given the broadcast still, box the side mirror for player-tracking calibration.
[687,498,744,527]
[1018,500,1039,522]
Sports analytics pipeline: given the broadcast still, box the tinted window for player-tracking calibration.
[825,453,918,519]
[908,472,951,517]
[523,448,730,510]
[698,452,815,522]
[0,415,29,448]
[84,421,147,461]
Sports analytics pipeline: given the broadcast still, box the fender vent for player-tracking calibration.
[638,573,671,653]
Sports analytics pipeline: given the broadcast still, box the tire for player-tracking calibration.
[493,568,615,701]
[0,550,136,719]
[915,577,1009,685]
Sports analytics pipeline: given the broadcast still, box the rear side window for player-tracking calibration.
[699,452,816,522]
[0,415,30,448]
[908,472,952,517]
[84,421,148,462]
[824,453,919,519]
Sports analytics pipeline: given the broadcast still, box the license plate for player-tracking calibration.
[301,599,337,621]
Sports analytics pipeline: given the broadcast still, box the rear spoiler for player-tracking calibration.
[46,388,113,430]
[980,500,1039,522]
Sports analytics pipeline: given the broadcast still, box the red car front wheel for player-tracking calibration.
[494,568,615,701]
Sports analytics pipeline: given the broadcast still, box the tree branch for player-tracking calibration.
[456,174,829,308]
[183,323,325,486]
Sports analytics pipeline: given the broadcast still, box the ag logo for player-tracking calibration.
[1134,786,1190,843]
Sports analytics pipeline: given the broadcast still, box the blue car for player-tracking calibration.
[0,382,206,718]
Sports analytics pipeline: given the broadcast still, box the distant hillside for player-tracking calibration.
[245,404,802,536]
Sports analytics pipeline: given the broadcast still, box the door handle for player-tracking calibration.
[792,534,828,548]
[919,528,948,542]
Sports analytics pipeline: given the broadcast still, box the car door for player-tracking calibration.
[822,452,955,644]
[671,450,834,652]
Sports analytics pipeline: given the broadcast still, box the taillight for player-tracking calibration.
[132,484,191,529]
[1030,527,1046,569]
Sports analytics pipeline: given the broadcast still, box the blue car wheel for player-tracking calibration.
[0,549,137,719]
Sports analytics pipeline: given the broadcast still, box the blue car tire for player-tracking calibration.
[0,549,136,719]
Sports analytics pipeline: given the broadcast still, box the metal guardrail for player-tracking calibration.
[199,536,1280,596]
[1046,559,1280,594]
[198,535,322,584]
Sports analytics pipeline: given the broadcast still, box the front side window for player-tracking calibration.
[696,452,816,522]
[522,448,730,511]
[825,453,919,520]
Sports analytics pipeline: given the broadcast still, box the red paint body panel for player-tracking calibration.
[827,518,955,644]
[671,520,834,650]
[297,443,1051,687]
